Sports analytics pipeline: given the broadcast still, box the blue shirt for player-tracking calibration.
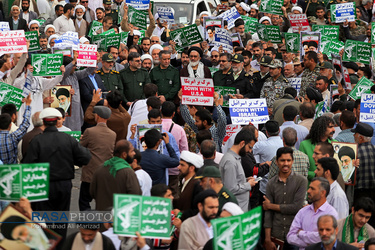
[279,121,309,149]
[321,240,338,250]
[88,74,99,90]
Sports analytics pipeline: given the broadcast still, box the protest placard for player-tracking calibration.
[63,131,82,142]
[120,30,145,45]
[31,54,63,76]
[113,194,172,238]
[181,77,214,106]
[0,82,23,110]
[215,86,236,107]
[259,0,284,15]
[92,33,120,51]
[241,16,258,34]
[36,19,46,26]
[320,36,330,53]
[330,85,339,105]
[300,31,320,57]
[77,44,97,67]
[331,2,356,23]
[0,163,49,201]
[0,30,27,54]
[360,94,375,122]
[213,28,233,53]
[348,77,374,100]
[322,40,344,59]
[87,20,103,38]
[25,30,40,52]
[223,124,241,144]
[315,100,330,119]
[288,14,311,32]
[212,206,262,250]
[126,0,150,10]
[0,22,10,31]
[332,54,351,89]
[203,16,223,45]
[209,67,219,76]
[128,5,147,30]
[137,124,163,153]
[170,24,203,52]
[312,25,339,40]
[372,23,375,44]
[256,24,282,43]
[157,6,175,24]
[229,99,269,124]
[288,78,301,95]
[53,31,79,50]
[343,39,372,64]
[285,33,300,53]
[232,33,243,47]
[217,7,241,29]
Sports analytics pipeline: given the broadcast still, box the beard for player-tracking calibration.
[321,233,336,245]
[190,60,199,67]
[126,155,134,164]
[239,145,247,157]
[59,101,70,113]
[201,208,217,222]
[77,14,84,19]
[22,6,29,11]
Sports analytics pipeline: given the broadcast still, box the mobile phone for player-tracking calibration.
[254,177,263,182]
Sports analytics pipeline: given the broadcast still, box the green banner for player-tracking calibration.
[92,33,121,51]
[259,0,284,15]
[25,30,40,52]
[241,16,257,34]
[0,163,49,201]
[342,39,372,65]
[348,77,374,100]
[256,24,282,43]
[32,54,63,76]
[209,67,219,77]
[0,82,23,110]
[322,39,344,60]
[314,100,330,118]
[64,131,81,142]
[372,22,375,44]
[312,25,339,40]
[170,24,203,52]
[88,20,103,38]
[113,194,172,238]
[285,33,300,53]
[35,19,46,27]
[128,6,147,30]
[215,86,236,107]
[212,206,262,250]
[120,30,146,45]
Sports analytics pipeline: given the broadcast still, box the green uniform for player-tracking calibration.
[213,68,233,87]
[119,67,151,103]
[260,74,290,109]
[97,69,123,96]
[218,186,238,213]
[106,9,119,25]
[149,65,180,101]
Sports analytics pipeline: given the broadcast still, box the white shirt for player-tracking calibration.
[53,14,75,35]
[152,25,165,37]
[102,228,121,250]
[23,12,30,23]
[198,213,213,239]
[250,59,260,72]
[127,99,148,140]
[135,169,152,196]
[222,130,267,154]
[327,180,349,220]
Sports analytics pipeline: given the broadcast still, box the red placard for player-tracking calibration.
[0,30,27,54]
[181,77,214,106]
[77,44,97,67]
[288,14,311,32]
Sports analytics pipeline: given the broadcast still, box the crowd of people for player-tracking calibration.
[0,0,375,249]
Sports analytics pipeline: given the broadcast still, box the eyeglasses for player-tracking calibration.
[81,1,88,3]
[219,60,228,63]
[211,55,219,58]
[30,27,39,30]
[151,40,159,43]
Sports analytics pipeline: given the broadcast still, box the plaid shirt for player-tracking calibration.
[356,142,375,189]
[269,147,310,179]
[0,106,31,164]
[334,129,355,143]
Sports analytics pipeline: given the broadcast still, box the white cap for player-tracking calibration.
[199,11,210,18]
[222,202,244,216]
[154,13,159,20]
[141,54,153,62]
[40,108,62,120]
[79,36,89,44]
[133,30,142,37]
[250,3,259,10]
[75,4,86,12]
[291,6,303,14]
[240,2,250,12]
[28,20,40,29]
[149,44,163,56]
[44,24,56,34]
[259,16,272,24]
[180,151,204,168]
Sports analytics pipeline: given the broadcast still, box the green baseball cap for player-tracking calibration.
[195,166,221,179]
[318,61,333,70]
[232,54,244,63]
[102,53,115,62]
[103,0,112,5]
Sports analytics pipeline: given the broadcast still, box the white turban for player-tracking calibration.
[44,24,56,34]
[75,4,86,12]
[141,54,153,62]
[79,36,89,44]
[180,151,204,169]
[28,20,40,29]
[222,202,244,216]
[133,30,142,37]
[48,34,59,44]
[199,11,210,18]
[250,3,259,10]
[149,44,163,55]
[259,16,272,24]
[240,2,250,12]
[291,6,303,14]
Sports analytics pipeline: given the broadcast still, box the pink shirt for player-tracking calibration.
[162,119,188,152]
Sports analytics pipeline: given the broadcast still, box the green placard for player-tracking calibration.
[88,20,103,38]
[0,163,49,201]
[241,16,257,34]
[0,82,23,110]
[170,24,203,52]
[315,100,330,118]
[32,54,63,76]
[92,33,121,51]
[128,6,147,30]
[312,25,339,40]
[256,24,282,44]
[285,33,300,53]
[323,39,344,60]
[113,194,172,239]
[348,77,374,100]
[101,28,116,36]
[212,206,262,250]
[371,22,375,44]
[342,39,372,65]
[209,67,219,77]
[25,30,40,52]
[215,86,236,107]
[64,131,81,142]
[35,19,46,27]
[259,0,284,15]
[120,30,146,45]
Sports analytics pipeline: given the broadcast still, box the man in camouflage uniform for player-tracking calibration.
[299,51,320,98]
[318,61,338,86]
[260,59,290,112]
[97,53,123,96]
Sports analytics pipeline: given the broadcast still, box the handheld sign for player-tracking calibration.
[64,131,82,142]
[203,16,223,45]
[0,82,23,110]
[214,86,236,107]
[223,124,241,144]
[25,31,40,52]
[348,77,374,100]
[285,33,300,53]
[113,194,172,239]
[241,16,258,34]
[259,0,284,15]
[332,53,351,89]
[87,20,103,38]
[137,124,163,153]
[0,22,9,31]
[330,2,356,23]
[31,54,63,76]
[343,39,371,65]
[372,23,375,44]
[287,78,301,95]
[217,7,241,29]
[126,0,150,10]
[157,6,175,24]
[360,94,375,123]
[288,14,310,32]
[312,25,339,40]
[0,30,27,54]
[213,28,233,53]
[212,206,262,250]
[170,24,203,52]
[322,39,344,60]
[229,99,269,125]
[128,6,147,30]
[256,24,282,44]
[77,44,97,67]
[0,163,49,202]
[181,77,214,106]
[300,31,321,56]
[53,31,79,50]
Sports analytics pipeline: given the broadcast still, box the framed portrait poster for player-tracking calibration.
[50,85,72,117]
[332,142,358,185]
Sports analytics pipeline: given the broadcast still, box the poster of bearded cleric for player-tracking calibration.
[0,204,61,249]
[50,86,72,117]
[332,142,358,184]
